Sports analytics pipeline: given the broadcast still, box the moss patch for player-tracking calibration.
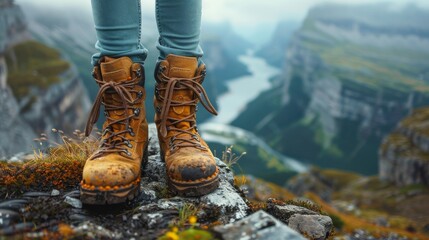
[5,40,70,101]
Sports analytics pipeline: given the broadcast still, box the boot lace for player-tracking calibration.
[85,68,143,159]
[156,67,217,151]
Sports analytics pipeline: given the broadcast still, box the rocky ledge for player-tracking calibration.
[379,107,429,186]
[0,125,332,239]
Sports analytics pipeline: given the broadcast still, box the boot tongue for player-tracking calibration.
[165,55,198,134]
[99,57,134,134]
[100,56,133,82]
[166,55,198,78]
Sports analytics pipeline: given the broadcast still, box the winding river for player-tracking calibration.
[209,53,281,124]
[200,53,308,173]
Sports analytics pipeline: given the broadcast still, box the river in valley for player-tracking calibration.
[200,53,308,173]
[208,53,281,124]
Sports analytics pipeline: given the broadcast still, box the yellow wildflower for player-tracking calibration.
[165,231,179,240]
[189,216,197,225]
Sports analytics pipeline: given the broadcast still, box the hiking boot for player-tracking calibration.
[154,54,219,197]
[80,56,148,205]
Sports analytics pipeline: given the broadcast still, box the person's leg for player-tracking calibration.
[91,0,147,65]
[155,0,203,60]
[81,0,149,205]
[154,0,220,197]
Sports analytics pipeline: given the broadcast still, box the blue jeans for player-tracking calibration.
[91,0,203,65]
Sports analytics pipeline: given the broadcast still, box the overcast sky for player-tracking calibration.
[16,0,429,44]
[17,0,429,23]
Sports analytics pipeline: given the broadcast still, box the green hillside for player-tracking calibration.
[5,40,70,101]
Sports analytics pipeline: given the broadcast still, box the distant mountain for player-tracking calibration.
[202,22,253,56]
[255,20,299,68]
[233,3,429,175]
[0,0,90,158]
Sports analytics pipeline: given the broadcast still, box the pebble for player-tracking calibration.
[0,199,28,211]
[64,196,82,209]
[51,189,60,196]
[69,213,89,221]
[0,209,20,227]
[0,222,34,235]
[63,190,80,199]
[22,192,51,198]
[132,213,141,220]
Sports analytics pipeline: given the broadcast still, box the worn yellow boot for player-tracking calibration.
[154,54,219,197]
[80,56,148,204]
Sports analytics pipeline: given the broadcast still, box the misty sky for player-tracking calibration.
[16,0,429,44]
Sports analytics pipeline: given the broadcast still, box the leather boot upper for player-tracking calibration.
[154,54,219,184]
[82,57,148,188]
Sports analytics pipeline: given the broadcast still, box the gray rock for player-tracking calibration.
[22,191,50,198]
[50,189,60,196]
[270,204,319,222]
[136,124,249,224]
[213,210,305,240]
[64,196,82,209]
[73,221,119,239]
[63,190,80,199]
[200,179,248,222]
[0,199,27,211]
[139,187,157,203]
[69,213,89,222]
[145,213,163,229]
[288,214,333,240]
[0,222,34,235]
[0,209,20,227]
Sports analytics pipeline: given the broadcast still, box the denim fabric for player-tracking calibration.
[155,0,203,60]
[91,0,203,65]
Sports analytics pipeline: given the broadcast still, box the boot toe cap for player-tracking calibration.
[179,163,218,182]
[82,158,139,187]
[167,153,219,183]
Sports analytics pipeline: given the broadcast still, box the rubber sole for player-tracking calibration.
[80,143,148,205]
[168,173,220,197]
[161,149,220,197]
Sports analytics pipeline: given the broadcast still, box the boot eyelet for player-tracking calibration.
[195,125,198,132]
[193,135,199,141]
[124,140,133,148]
[136,69,142,77]
[104,111,109,117]
[124,150,132,156]
[128,128,135,137]
[137,91,143,99]
[155,88,159,97]
[134,108,140,116]
[156,106,161,113]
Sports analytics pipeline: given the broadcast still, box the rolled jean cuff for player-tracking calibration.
[91,46,148,66]
[156,43,203,61]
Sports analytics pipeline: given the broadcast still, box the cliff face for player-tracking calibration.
[0,1,90,158]
[380,107,429,186]
[0,0,29,53]
[233,3,429,174]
